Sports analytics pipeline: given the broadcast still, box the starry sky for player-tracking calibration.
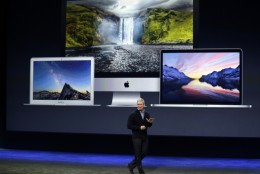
[33,60,92,93]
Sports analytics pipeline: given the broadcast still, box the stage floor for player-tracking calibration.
[1,149,260,174]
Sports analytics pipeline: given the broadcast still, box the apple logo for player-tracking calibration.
[124,81,129,88]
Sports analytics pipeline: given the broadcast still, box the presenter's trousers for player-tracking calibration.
[129,134,148,170]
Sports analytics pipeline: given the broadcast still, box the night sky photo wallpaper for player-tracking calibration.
[33,60,92,100]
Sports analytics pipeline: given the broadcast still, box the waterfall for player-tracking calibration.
[118,17,134,44]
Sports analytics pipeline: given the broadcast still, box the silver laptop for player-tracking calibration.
[28,57,96,106]
[151,48,252,108]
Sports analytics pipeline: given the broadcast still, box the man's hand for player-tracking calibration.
[146,117,154,123]
[140,125,146,130]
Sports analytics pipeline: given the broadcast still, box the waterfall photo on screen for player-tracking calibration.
[65,0,193,73]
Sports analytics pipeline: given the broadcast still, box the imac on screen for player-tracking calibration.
[160,49,243,105]
[30,57,94,105]
[65,0,196,106]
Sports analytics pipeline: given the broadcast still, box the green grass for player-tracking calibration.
[142,8,193,44]
[66,3,100,47]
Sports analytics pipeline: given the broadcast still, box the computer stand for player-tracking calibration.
[107,92,140,107]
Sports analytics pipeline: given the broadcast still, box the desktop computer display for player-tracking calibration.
[65,0,195,106]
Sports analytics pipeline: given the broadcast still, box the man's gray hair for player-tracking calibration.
[137,98,145,105]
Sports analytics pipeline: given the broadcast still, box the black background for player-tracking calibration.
[1,0,260,158]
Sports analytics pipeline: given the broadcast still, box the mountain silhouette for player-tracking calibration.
[59,83,90,100]
[162,65,193,91]
[33,83,90,100]
[199,65,240,90]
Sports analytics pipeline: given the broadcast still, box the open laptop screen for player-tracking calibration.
[160,49,242,105]
[30,57,95,105]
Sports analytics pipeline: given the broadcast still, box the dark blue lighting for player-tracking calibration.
[1,149,260,169]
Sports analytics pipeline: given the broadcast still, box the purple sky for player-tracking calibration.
[163,52,240,79]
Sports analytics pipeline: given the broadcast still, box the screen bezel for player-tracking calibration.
[160,48,243,105]
[30,57,95,105]
[62,0,199,78]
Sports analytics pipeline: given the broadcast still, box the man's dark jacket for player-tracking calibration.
[127,109,152,136]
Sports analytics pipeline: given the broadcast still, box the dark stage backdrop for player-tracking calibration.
[4,0,260,138]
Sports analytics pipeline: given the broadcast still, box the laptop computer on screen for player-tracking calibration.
[151,48,252,108]
[28,57,96,106]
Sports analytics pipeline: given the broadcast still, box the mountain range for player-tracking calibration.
[163,64,240,91]
[33,83,90,100]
